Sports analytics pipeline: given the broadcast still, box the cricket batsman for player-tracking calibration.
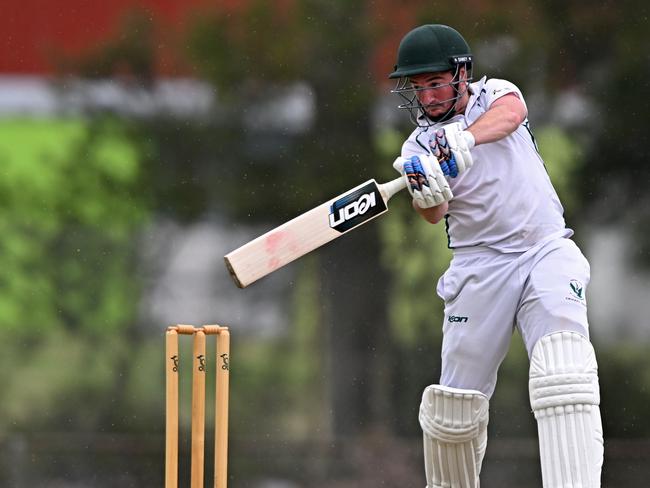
[389,24,604,487]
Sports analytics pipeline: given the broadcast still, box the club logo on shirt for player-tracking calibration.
[569,279,584,299]
[566,279,586,305]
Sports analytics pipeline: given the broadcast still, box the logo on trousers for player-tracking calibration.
[448,315,468,323]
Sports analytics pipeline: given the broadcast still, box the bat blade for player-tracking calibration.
[224,177,405,288]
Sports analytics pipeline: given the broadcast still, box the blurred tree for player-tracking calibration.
[532,0,650,263]
[0,117,147,335]
[0,116,149,430]
[597,343,650,437]
[183,0,397,437]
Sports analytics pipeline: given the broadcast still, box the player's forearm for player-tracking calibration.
[467,101,526,146]
[414,200,448,224]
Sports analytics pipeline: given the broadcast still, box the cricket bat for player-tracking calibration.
[224,176,407,288]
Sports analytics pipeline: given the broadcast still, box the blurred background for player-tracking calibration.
[1,0,649,486]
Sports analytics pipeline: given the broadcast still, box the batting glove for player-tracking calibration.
[393,154,453,208]
[429,122,475,178]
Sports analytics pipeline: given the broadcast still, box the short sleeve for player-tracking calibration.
[483,78,527,111]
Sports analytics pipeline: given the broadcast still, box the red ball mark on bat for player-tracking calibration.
[265,232,285,254]
[266,232,286,270]
[265,231,298,270]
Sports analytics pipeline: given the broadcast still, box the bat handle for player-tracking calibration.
[379,176,407,201]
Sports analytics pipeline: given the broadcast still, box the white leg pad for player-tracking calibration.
[419,385,489,488]
[529,332,604,488]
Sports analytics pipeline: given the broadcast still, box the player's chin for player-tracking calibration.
[424,104,452,118]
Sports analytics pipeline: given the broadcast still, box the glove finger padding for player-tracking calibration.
[431,129,459,178]
[443,121,475,175]
[393,155,453,208]
[429,133,453,177]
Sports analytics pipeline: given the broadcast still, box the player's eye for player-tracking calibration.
[411,80,443,90]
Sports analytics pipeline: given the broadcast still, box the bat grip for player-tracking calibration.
[379,176,407,201]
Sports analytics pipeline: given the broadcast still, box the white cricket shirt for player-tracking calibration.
[401,76,570,252]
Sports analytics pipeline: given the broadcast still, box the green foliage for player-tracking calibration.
[229,256,326,440]
[374,127,406,161]
[0,117,147,335]
[375,127,452,346]
[0,330,129,431]
[489,333,537,438]
[186,0,309,94]
[535,125,584,215]
[380,201,452,346]
[0,117,149,430]
[180,0,382,221]
[597,343,650,437]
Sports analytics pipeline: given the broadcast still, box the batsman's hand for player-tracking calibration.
[429,122,475,178]
[393,154,453,208]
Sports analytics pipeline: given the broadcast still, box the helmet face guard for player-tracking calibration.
[391,62,473,127]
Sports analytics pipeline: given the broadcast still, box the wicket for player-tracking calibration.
[166,324,230,488]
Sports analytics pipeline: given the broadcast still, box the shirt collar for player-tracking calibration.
[464,76,487,115]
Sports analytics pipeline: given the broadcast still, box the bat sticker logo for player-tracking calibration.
[328,182,387,232]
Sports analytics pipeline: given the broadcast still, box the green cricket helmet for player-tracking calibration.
[389,24,473,126]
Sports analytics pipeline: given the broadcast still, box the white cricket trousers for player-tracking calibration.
[436,236,591,398]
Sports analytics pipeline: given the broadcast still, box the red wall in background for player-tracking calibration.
[2,0,409,79]
[0,0,243,75]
